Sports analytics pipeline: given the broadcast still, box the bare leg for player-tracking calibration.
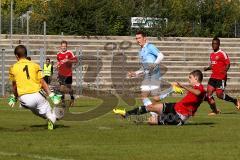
[146,103,164,115]
[206,85,219,114]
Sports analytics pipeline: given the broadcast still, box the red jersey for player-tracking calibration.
[174,84,205,116]
[57,50,77,77]
[210,50,230,80]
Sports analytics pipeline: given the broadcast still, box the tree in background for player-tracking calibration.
[1,0,240,37]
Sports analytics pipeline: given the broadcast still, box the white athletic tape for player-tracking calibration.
[140,85,159,91]
[143,98,152,106]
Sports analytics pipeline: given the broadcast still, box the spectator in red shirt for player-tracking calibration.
[57,40,78,107]
[113,70,205,126]
[204,37,240,115]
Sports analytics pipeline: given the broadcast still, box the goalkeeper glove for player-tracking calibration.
[8,94,17,107]
[49,93,62,105]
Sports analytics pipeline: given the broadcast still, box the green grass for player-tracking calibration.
[0,97,240,160]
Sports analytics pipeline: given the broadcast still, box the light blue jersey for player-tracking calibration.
[139,43,160,64]
[138,43,161,80]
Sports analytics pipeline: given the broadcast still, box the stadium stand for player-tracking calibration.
[1,35,240,95]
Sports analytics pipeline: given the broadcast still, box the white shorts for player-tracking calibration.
[18,92,56,122]
[140,78,161,95]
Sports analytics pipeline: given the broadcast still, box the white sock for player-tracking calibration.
[46,111,56,123]
[142,98,152,107]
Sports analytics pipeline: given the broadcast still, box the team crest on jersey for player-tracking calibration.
[215,56,219,60]
[211,61,216,64]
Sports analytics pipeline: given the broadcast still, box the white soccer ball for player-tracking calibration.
[53,107,65,120]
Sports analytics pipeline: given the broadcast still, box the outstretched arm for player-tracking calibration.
[41,79,51,95]
[176,82,201,96]
[8,81,18,107]
[154,51,164,64]
[67,57,78,63]
[204,65,211,71]
[127,67,144,78]
[41,79,62,105]
[12,81,18,98]
[225,64,230,72]
[57,56,78,68]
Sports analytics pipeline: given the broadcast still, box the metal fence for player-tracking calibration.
[0,47,144,121]
[0,47,128,97]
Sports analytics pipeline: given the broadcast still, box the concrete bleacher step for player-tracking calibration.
[2,40,240,52]
[164,72,240,78]
[2,63,240,74]
[2,45,240,53]
[1,35,240,95]
[1,46,239,58]
[0,35,238,42]
[2,53,240,65]
[2,34,240,42]
[1,73,240,84]
[1,79,239,86]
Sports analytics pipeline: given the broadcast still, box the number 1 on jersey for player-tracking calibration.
[23,65,30,79]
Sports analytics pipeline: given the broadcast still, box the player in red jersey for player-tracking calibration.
[57,40,78,107]
[113,70,205,125]
[204,37,240,115]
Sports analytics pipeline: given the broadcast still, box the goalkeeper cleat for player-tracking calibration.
[113,108,126,117]
[47,120,54,130]
[8,95,17,107]
[49,93,62,105]
[172,84,183,94]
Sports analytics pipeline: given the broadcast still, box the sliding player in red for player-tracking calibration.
[114,70,205,126]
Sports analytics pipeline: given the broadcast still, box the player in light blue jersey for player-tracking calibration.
[128,31,164,115]
[128,31,163,80]
[128,31,162,76]
[118,31,183,118]
[138,39,162,80]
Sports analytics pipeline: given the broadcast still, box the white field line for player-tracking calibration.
[0,151,76,160]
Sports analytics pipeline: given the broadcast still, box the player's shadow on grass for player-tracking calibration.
[30,124,70,129]
[220,112,238,115]
[0,127,15,132]
[72,104,95,108]
[185,122,215,126]
[0,125,68,132]
[131,121,216,126]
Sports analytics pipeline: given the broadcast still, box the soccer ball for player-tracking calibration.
[53,106,65,120]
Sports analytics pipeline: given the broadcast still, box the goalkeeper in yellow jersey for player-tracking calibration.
[8,45,62,130]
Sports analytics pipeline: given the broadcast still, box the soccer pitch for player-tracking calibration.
[0,97,240,160]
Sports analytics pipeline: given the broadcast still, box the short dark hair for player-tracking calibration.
[212,37,220,44]
[136,30,146,37]
[46,57,50,61]
[61,40,68,46]
[14,45,27,58]
[190,70,203,82]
